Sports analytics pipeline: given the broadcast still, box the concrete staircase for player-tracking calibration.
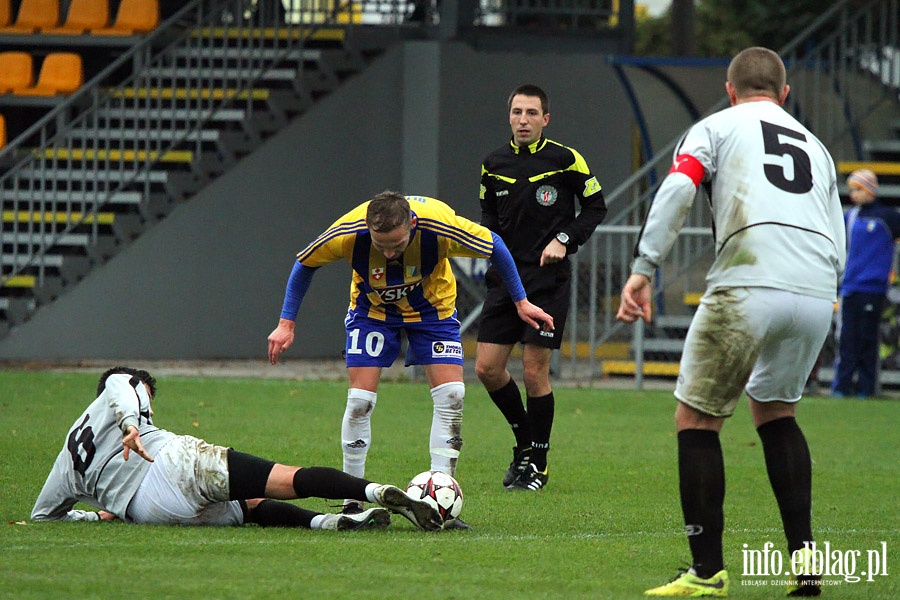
[0,22,390,337]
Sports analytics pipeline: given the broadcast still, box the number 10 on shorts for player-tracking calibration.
[347,329,386,356]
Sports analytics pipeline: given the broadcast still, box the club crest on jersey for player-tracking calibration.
[432,341,463,358]
[536,185,558,206]
[371,267,385,281]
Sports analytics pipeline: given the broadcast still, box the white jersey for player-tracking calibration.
[634,100,846,300]
[31,374,176,522]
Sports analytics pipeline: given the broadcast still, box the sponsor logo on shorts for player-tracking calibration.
[536,185,558,206]
[539,330,555,338]
[496,189,509,196]
[432,341,463,358]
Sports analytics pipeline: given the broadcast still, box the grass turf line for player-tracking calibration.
[0,371,897,599]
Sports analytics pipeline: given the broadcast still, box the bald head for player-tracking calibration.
[726,47,787,102]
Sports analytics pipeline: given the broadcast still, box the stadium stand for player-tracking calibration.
[0,51,33,92]
[11,51,82,95]
[90,0,158,36]
[41,0,109,34]
[1,0,894,367]
[0,0,384,334]
[0,0,59,34]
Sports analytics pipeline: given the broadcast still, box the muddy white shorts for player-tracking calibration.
[675,287,833,417]
[127,435,244,526]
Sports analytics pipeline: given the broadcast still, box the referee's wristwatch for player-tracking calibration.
[555,232,571,246]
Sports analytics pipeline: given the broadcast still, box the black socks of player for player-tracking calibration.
[757,416,814,554]
[292,466,369,500]
[527,392,554,471]
[678,429,726,579]
[488,378,532,450]
[248,499,317,528]
[488,380,555,471]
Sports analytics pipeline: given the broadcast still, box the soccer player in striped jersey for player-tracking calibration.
[32,367,443,531]
[267,191,553,526]
[617,47,845,597]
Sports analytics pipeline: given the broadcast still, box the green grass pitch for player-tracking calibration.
[0,369,897,598]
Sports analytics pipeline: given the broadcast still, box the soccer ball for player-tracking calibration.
[405,470,463,522]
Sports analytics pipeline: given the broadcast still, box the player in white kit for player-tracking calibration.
[617,47,845,597]
[32,367,442,532]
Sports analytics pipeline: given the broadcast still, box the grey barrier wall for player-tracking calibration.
[0,41,728,360]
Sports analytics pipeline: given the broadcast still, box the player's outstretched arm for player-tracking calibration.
[514,299,555,331]
[270,263,318,364]
[268,318,296,365]
[616,274,653,323]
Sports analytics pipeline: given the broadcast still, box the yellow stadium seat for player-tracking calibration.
[91,0,157,35]
[41,0,108,34]
[0,0,59,34]
[0,51,34,93]
[0,0,11,27]
[12,52,82,96]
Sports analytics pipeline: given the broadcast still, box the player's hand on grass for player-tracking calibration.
[122,426,153,463]
[98,510,118,521]
[267,318,296,365]
[616,273,653,323]
[515,299,555,331]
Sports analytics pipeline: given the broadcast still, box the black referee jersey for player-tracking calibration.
[479,136,607,267]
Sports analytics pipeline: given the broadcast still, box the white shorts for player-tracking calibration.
[675,287,833,417]
[127,435,244,526]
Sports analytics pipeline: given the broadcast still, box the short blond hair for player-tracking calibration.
[726,47,786,100]
[366,191,411,232]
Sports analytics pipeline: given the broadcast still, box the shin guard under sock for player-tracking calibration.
[757,417,814,553]
[292,466,369,500]
[248,499,317,528]
[678,429,726,578]
[488,378,531,449]
[526,392,554,471]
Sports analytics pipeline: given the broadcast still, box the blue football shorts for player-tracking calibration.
[343,310,464,368]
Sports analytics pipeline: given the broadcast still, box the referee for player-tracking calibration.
[475,84,607,491]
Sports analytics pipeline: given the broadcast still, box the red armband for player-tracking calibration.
[668,154,705,188]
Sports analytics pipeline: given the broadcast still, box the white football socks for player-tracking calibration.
[429,381,465,476]
[341,388,376,478]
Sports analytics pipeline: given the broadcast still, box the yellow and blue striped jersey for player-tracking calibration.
[296,196,493,323]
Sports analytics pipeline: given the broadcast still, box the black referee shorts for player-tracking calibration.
[476,262,570,349]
